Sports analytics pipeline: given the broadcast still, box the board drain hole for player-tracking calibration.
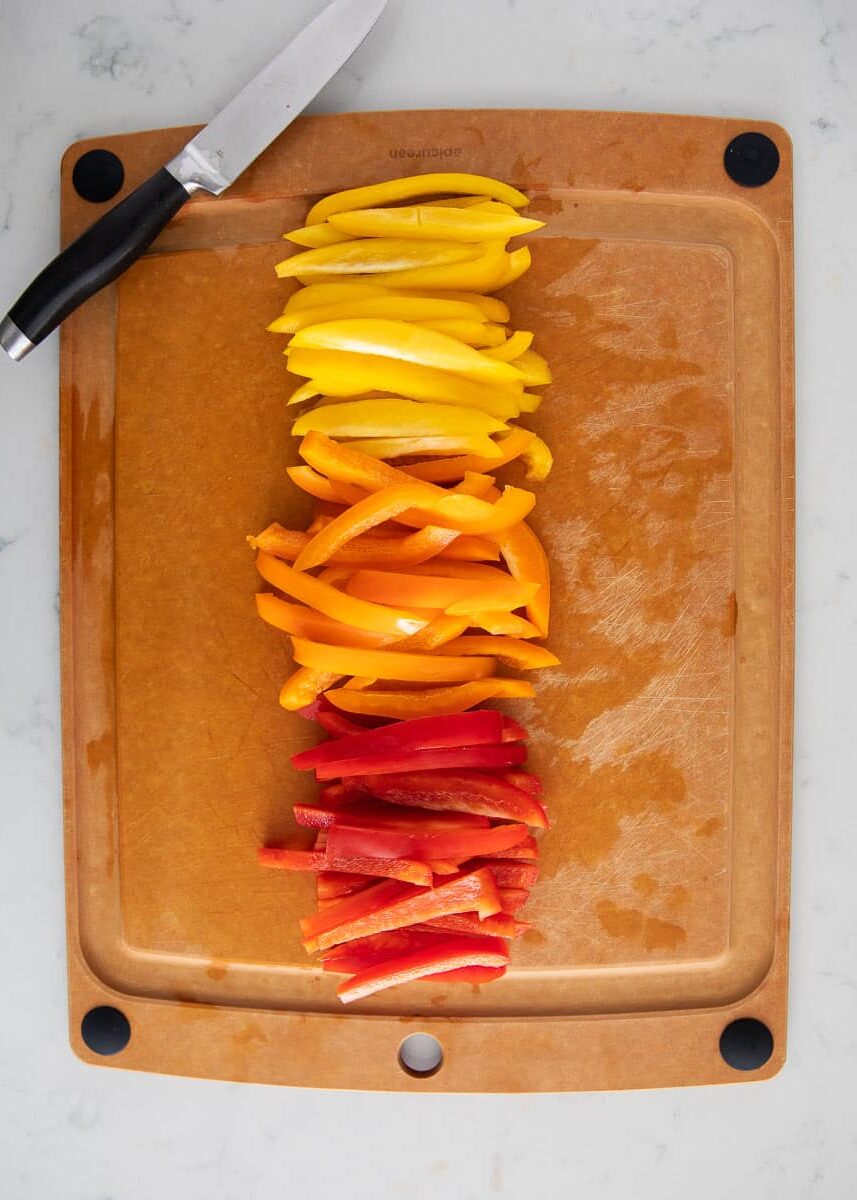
[72,149,125,203]
[81,1005,131,1056]
[398,1033,443,1078]
[719,1017,773,1071]
[723,132,780,188]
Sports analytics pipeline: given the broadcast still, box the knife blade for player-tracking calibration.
[0,0,387,362]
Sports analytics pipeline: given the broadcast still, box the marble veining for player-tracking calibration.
[0,0,856,1197]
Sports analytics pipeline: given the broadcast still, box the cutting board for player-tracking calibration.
[59,109,794,1091]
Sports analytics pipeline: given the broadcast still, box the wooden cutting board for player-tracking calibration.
[59,109,794,1091]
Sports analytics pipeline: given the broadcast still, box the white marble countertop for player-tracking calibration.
[1,0,855,1195]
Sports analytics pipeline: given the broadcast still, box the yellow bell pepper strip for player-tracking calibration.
[518,392,543,413]
[328,204,544,242]
[495,246,533,289]
[401,426,536,483]
[522,434,553,482]
[345,436,503,460]
[256,593,396,649]
[249,521,466,568]
[435,636,560,669]
[325,678,536,719]
[424,291,510,322]
[421,196,491,209]
[495,520,551,636]
[270,295,487,333]
[290,637,497,684]
[345,569,539,613]
[255,551,426,638]
[418,319,507,347]
[508,347,552,385]
[289,320,525,385]
[283,223,355,248]
[483,330,534,362]
[279,667,341,710]
[367,241,511,292]
[291,398,507,438]
[275,238,482,279]
[284,281,392,311]
[465,610,541,638]
[287,380,322,406]
[286,348,522,419]
[304,172,530,226]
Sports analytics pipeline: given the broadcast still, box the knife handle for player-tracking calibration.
[0,167,190,361]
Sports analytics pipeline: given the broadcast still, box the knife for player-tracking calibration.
[0,0,387,362]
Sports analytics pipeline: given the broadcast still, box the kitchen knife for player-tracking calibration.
[0,0,387,362]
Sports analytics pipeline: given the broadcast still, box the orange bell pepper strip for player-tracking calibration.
[304,172,529,225]
[393,615,469,652]
[276,238,483,279]
[401,426,536,483]
[255,593,397,649]
[279,667,341,710]
[328,204,543,242]
[345,569,539,613]
[255,551,426,638]
[289,320,525,385]
[286,465,354,505]
[286,348,523,419]
[249,521,463,568]
[290,637,496,684]
[437,636,560,669]
[323,678,535,719]
[306,867,503,954]
[495,520,551,636]
[437,535,500,562]
[465,611,541,638]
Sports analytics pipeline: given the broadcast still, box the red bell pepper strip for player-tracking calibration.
[326,821,530,863]
[350,770,549,827]
[426,965,507,984]
[298,699,369,737]
[291,710,504,771]
[498,887,530,913]
[309,868,501,953]
[258,847,433,887]
[316,871,372,900]
[336,935,509,1003]
[419,912,527,938]
[483,835,539,861]
[503,770,542,796]
[321,928,447,973]
[501,716,529,742]
[301,878,415,941]
[466,858,540,889]
[314,742,527,781]
[293,800,490,831]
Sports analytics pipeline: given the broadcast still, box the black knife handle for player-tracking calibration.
[1,167,189,359]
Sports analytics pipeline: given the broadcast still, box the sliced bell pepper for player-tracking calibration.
[326,820,529,862]
[284,281,392,312]
[250,521,464,569]
[401,426,536,483]
[509,348,552,385]
[293,398,507,438]
[366,242,512,292]
[314,741,526,782]
[501,717,530,742]
[286,465,361,504]
[289,320,524,386]
[495,520,550,637]
[425,965,507,984]
[272,295,486,332]
[255,551,426,638]
[293,799,491,829]
[317,871,371,900]
[328,204,543,242]
[482,330,535,362]
[308,867,502,953]
[287,348,522,418]
[421,290,510,322]
[279,667,341,710]
[336,935,509,1003]
[486,834,540,860]
[522,435,553,482]
[320,928,446,970]
[518,392,543,413]
[345,568,538,613]
[419,913,524,939]
[437,535,501,562]
[291,710,504,771]
[466,610,541,637]
[324,678,535,719]
[418,319,507,348]
[283,223,355,248]
[300,877,415,941]
[389,614,469,652]
[438,636,560,669]
[290,637,496,684]
[256,593,397,649]
[298,697,371,737]
[276,238,482,279]
[503,770,542,797]
[497,887,530,913]
[346,435,503,461]
[494,245,532,288]
[466,859,540,889]
[304,173,529,225]
[257,847,433,887]
[352,769,549,827]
